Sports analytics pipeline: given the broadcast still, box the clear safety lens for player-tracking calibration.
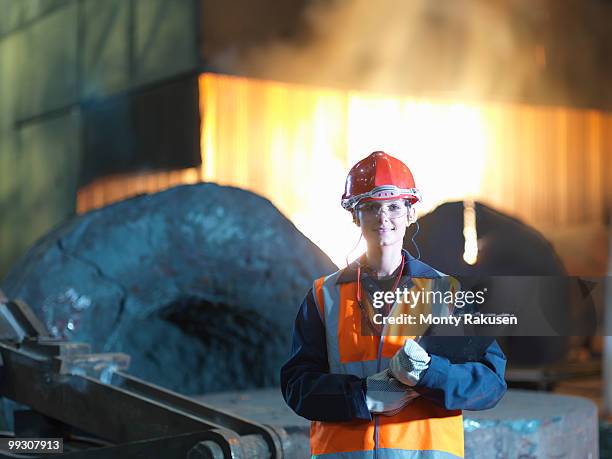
[357,201,408,219]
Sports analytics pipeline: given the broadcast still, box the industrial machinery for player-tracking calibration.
[0,291,295,458]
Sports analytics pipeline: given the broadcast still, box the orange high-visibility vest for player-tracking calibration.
[310,270,464,459]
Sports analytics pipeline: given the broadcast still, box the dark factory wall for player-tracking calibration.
[81,75,201,186]
[0,0,202,278]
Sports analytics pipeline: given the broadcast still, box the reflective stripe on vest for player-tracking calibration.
[311,271,464,459]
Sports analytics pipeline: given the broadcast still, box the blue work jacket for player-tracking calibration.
[280,252,507,422]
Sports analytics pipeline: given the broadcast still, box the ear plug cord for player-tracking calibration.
[345,233,364,269]
[410,220,421,260]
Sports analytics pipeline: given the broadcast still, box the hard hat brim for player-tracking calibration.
[341,185,421,210]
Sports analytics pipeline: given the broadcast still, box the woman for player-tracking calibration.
[281,151,506,459]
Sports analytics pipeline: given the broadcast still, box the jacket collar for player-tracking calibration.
[335,249,444,284]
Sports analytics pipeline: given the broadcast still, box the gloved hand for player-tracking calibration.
[389,338,431,386]
[365,369,420,416]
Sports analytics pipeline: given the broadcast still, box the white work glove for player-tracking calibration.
[389,338,431,386]
[365,369,420,416]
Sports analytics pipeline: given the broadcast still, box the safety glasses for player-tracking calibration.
[356,201,409,219]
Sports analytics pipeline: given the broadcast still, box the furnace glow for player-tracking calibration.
[198,74,489,267]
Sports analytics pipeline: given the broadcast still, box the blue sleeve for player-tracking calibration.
[415,340,507,411]
[280,289,372,422]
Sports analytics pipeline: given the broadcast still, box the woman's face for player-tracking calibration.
[355,199,412,248]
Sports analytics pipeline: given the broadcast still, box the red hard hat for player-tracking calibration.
[341,151,421,210]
